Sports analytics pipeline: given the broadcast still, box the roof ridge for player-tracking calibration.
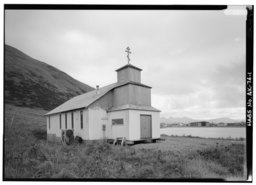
[115,64,142,72]
[45,81,152,116]
[45,82,119,115]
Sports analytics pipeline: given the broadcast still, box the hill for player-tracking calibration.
[4,45,94,110]
[160,116,196,124]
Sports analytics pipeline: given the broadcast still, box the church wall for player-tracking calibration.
[107,110,129,140]
[66,112,72,129]
[128,110,160,140]
[117,68,129,83]
[113,84,151,107]
[88,107,108,140]
[90,91,113,110]
[129,84,151,106]
[47,114,61,137]
[128,68,141,83]
[117,67,141,83]
[46,108,89,141]
[73,109,89,140]
[88,92,113,139]
[113,85,130,107]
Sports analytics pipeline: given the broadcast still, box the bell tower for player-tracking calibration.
[116,47,142,83]
[116,64,142,83]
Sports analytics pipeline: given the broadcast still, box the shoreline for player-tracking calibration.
[160,134,246,141]
[161,126,246,128]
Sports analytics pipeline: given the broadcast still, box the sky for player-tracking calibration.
[5,6,247,120]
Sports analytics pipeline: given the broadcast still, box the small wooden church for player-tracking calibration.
[45,50,160,143]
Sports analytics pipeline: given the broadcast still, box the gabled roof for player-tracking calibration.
[45,81,154,116]
[115,64,142,72]
[45,83,119,115]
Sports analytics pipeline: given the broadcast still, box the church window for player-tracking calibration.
[112,119,124,125]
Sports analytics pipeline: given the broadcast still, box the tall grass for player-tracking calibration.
[4,104,246,180]
[5,135,246,179]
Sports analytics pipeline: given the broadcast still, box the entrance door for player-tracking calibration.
[140,115,152,139]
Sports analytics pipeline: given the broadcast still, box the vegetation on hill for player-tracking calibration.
[4,104,246,180]
[4,45,94,110]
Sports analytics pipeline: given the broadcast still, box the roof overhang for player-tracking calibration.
[108,104,161,112]
[44,107,87,116]
[117,81,152,89]
[115,64,142,72]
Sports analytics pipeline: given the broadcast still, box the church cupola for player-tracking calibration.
[116,64,142,83]
[116,47,142,83]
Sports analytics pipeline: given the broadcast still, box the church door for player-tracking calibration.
[140,115,152,139]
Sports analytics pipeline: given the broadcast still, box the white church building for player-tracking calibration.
[45,53,161,142]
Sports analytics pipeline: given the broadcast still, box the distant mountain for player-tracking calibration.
[5,45,94,110]
[160,117,197,124]
[161,116,243,124]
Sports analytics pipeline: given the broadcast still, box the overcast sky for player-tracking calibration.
[5,7,247,120]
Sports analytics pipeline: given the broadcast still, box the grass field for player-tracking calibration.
[4,104,247,180]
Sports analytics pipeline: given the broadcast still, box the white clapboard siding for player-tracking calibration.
[108,110,129,140]
[128,110,160,141]
[88,107,108,140]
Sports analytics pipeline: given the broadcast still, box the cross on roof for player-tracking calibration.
[125,46,131,64]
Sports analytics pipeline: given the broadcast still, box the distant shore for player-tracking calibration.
[161,126,246,128]
[160,127,246,139]
[160,134,245,141]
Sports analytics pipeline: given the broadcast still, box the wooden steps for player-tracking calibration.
[107,137,162,146]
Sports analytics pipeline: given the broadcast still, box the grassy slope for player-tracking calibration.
[4,104,246,180]
[5,45,94,110]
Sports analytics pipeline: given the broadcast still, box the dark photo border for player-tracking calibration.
[3,4,253,182]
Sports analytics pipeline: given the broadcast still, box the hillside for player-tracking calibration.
[160,117,196,124]
[4,45,94,110]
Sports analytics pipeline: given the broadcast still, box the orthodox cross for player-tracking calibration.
[125,46,131,64]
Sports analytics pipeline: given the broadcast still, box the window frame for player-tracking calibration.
[80,110,83,129]
[65,113,67,129]
[112,118,124,126]
[48,116,51,129]
[71,112,74,129]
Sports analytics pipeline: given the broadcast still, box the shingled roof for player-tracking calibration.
[45,80,157,116]
[45,83,119,115]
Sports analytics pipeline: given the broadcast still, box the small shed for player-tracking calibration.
[45,63,161,142]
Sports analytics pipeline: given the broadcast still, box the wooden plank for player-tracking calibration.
[140,115,152,139]
[125,140,134,145]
